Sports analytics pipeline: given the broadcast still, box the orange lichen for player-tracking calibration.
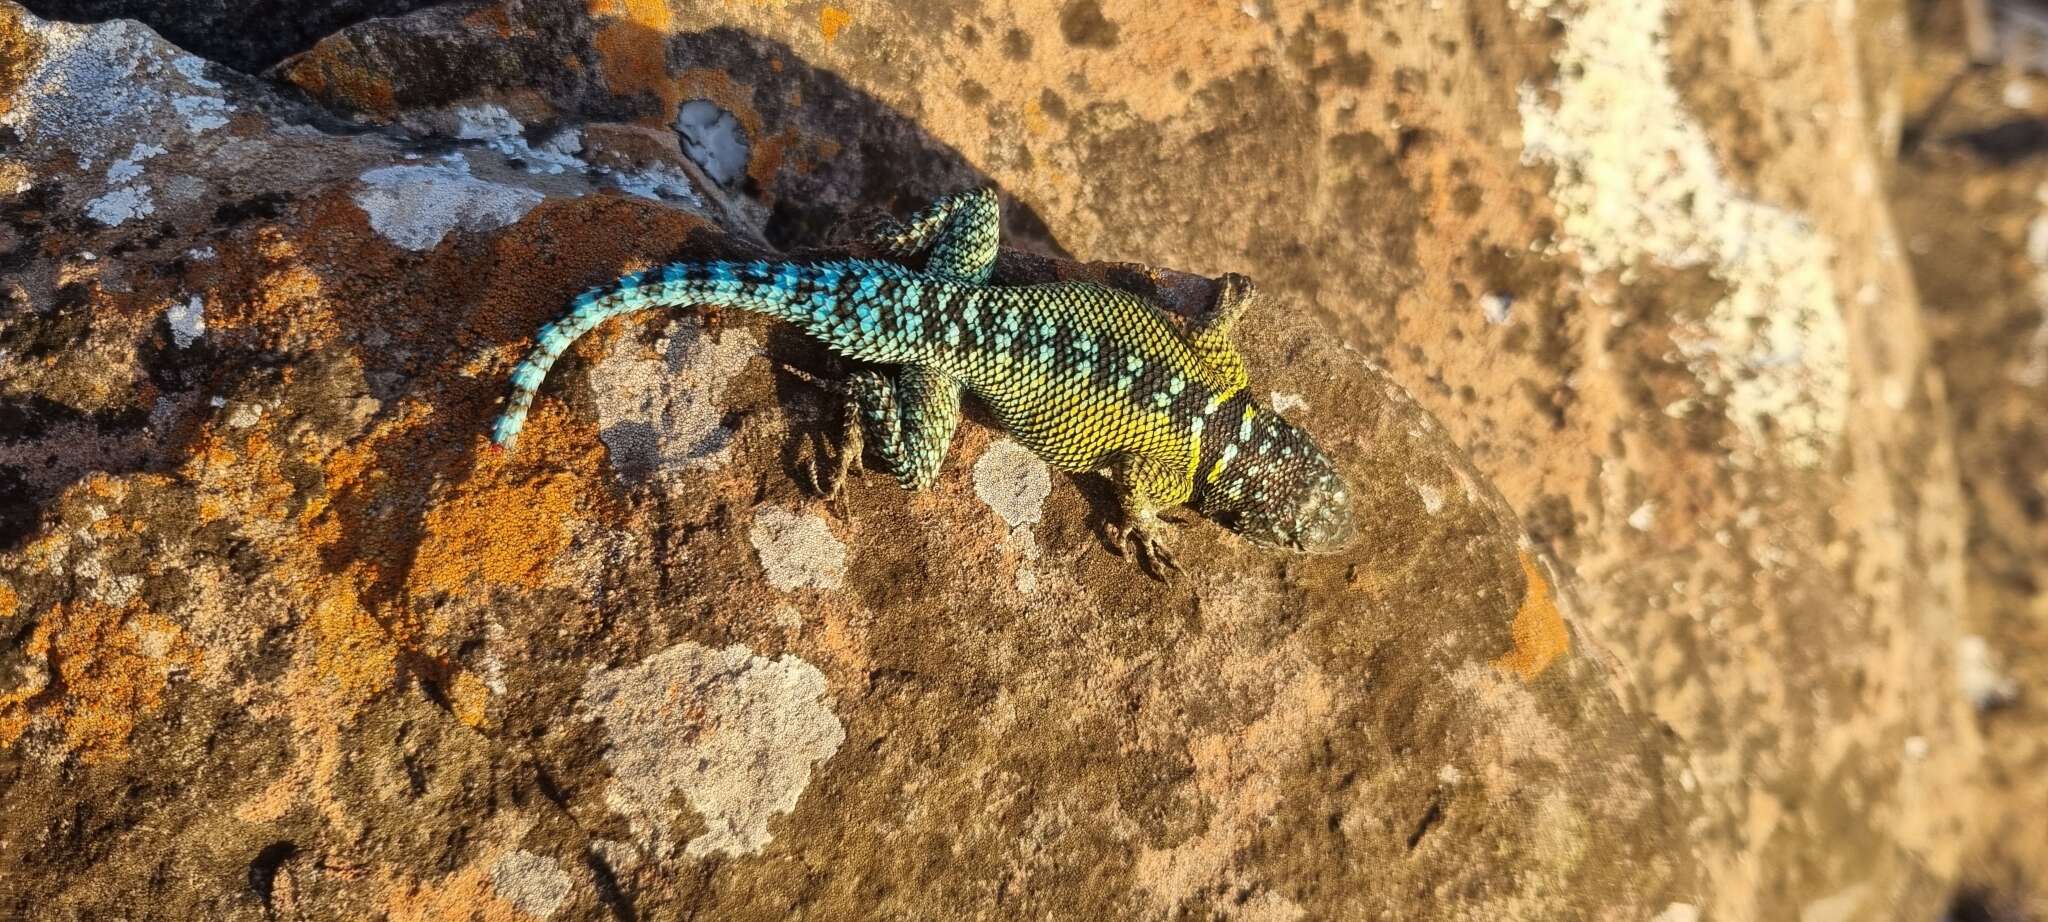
[591,13,677,110]
[280,44,399,116]
[462,3,518,38]
[381,854,528,922]
[0,600,200,762]
[0,583,17,618]
[449,671,491,729]
[291,582,403,720]
[587,0,673,31]
[202,228,347,348]
[0,13,45,119]
[1491,551,1569,681]
[819,6,851,43]
[408,405,599,599]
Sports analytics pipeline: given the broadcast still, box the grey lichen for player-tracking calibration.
[579,642,846,859]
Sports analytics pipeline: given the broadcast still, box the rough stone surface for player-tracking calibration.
[0,0,2013,918]
[1892,7,2048,913]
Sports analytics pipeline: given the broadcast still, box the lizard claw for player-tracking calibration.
[1104,519,1182,580]
[775,361,845,394]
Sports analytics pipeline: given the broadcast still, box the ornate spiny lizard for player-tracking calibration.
[491,189,1355,572]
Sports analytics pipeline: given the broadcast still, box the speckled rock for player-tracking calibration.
[0,0,1989,919]
[1891,7,2048,913]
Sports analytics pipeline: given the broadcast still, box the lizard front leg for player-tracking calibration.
[1104,454,1195,578]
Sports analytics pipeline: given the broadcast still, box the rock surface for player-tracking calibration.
[1892,5,2048,914]
[0,0,2001,919]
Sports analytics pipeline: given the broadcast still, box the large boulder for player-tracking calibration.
[0,3,1700,919]
[0,0,1984,919]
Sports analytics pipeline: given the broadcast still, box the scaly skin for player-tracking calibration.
[492,190,1355,573]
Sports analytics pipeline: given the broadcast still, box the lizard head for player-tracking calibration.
[1193,401,1357,553]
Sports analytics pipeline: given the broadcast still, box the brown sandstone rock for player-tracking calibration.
[0,0,1990,919]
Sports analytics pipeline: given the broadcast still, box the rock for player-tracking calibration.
[15,0,442,73]
[1891,9,2048,911]
[0,0,1990,920]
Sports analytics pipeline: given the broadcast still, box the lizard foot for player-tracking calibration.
[1105,519,1182,580]
[777,361,863,499]
[774,361,845,394]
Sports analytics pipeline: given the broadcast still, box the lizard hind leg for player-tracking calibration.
[867,189,1001,285]
[789,365,963,496]
[852,365,964,491]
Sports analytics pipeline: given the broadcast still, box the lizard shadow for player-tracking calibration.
[277,17,1216,708]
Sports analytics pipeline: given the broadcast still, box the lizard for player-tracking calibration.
[489,189,1356,573]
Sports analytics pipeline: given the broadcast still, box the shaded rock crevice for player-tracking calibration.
[16,0,462,74]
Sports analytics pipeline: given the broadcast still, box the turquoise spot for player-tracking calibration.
[1125,354,1144,372]
[1169,376,1185,395]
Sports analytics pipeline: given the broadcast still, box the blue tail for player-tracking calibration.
[490,258,925,448]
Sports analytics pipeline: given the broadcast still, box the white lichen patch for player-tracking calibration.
[1479,291,1515,325]
[489,850,572,919]
[580,642,845,859]
[166,295,205,348]
[1518,0,1848,468]
[86,141,168,226]
[351,154,545,251]
[587,319,758,480]
[0,18,235,159]
[972,439,1052,530]
[675,100,750,186]
[973,440,1052,593]
[606,160,705,206]
[1415,483,1444,515]
[455,104,586,175]
[1957,634,2019,711]
[86,185,154,226]
[1268,392,1308,415]
[748,506,848,592]
[104,142,165,182]
[172,94,233,133]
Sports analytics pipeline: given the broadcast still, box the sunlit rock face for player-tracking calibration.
[0,0,1989,919]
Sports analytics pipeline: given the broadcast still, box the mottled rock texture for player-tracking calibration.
[1893,4,2048,915]
[0,0,1995,919]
